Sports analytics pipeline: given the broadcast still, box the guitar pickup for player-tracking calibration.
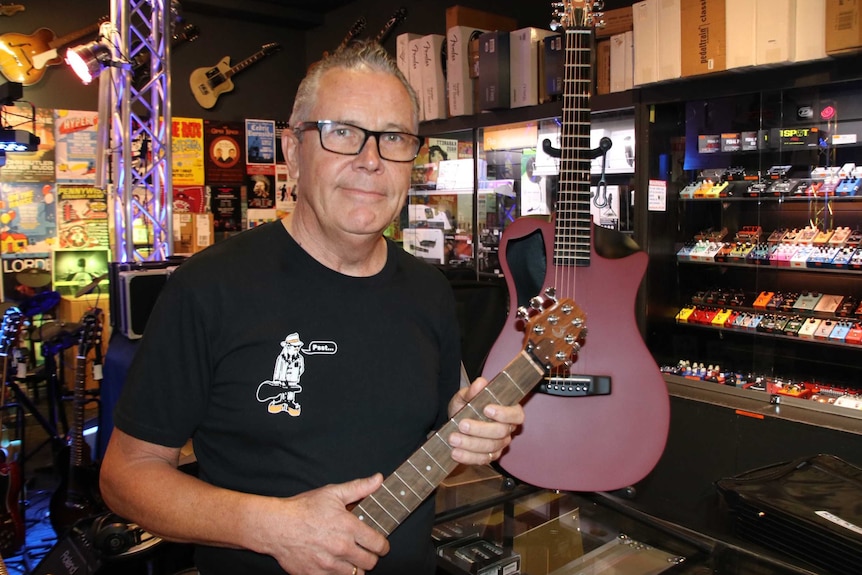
[539,375,611,397]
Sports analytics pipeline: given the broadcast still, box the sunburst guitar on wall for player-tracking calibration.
[189,42,282,109]
[0,17,107,85]
[480,0,670,493]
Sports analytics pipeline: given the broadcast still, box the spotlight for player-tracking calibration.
[0,129,40,152]
[65,40,114,85]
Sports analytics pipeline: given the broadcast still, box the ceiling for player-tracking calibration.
[182,0,359,29]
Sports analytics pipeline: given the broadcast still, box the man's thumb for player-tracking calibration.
[341,473,384,506]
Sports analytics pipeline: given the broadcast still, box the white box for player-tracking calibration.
[726,0,757,69]
[396,32,421,81]
[657,0,681,81]
[420,34,447,121]
[446,26,487,117]
[756,0,795,65]
[509,27,557,108]
[793,0,826,62]
[407,36,426,121]
[632,0,659,85]
[609,32,632,92]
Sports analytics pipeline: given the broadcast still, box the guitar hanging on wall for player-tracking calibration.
[480,0,670,493]
[132,22,201,88]
[0,17,107,85]
[0,307,24,558]
[0,4,24,17]
[189,42,282,109]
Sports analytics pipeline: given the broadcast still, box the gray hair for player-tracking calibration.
[289,40,420,128]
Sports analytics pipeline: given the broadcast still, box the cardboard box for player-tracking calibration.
[595,6,634,38]
[396,32,421,82]
[477,31,511,110]
[726,0,756,69]
[173,212,214,255]
[632,0,658,85]
[447,26,488,117]
[794,0,826,61]
[657,0,682,81]
[609,32,630,92]
[58,294,111,391]
[756,0,795,65]
[445,6,517,34]
[420,34,447,120]
[407,36,426,121]
[681,0,726,76]
[595,38,611,95]
[826,0,862,54]
[509,27,558,108]
[542,34,565,100]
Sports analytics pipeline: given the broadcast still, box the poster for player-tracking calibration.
[1,252,52,303]
[52,248,110,297]
[0,182,56,253]
[0,106,55,184]
[246,173,275,210]
[204,120,245,184]
[245,119,276,175]
[171,117,205,186]
[57,185,109,249]
[173,186,209,213]
[209,185,243,233]
[54,109,99,185]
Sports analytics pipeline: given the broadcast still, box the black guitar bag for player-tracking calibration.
[716,453,862,575]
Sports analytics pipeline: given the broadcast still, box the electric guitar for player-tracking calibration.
[480,0,670,492]
[132,23,201,87]
[0,307,24,557]
[0,18,106,85]
[189,42,282,109]
[371,7,407,46]
[352,293,585,535]
[49,308,104,536]
[0,4,23,17]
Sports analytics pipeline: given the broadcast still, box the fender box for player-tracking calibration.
[717,454,862,575]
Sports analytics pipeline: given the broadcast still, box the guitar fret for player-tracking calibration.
[353,501,391,535]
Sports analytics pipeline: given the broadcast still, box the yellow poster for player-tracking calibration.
[171,117,205,186]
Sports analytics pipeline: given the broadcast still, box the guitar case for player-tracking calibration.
[716,454,862,575]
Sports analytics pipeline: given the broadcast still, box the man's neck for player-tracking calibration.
[282,215,387,277]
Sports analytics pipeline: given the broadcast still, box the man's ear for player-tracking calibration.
[282,129,300,179]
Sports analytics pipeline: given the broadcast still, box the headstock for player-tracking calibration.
[262,43,282,56]
[0,307,23,355]
[77,308,102,356]
[522,294,586,370]
[551,1,602,30]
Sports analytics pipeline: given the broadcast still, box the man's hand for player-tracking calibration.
[257,474,390,575]
[446,377,525,466]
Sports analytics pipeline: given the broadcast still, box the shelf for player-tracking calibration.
[417,91,634,137]
[674,319,862,351]
[664,374,862,436]
[676,259,862,275]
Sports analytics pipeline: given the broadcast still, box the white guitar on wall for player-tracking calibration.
[189,42,282,109]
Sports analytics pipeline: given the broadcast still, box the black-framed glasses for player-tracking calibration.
[293,120,421,163]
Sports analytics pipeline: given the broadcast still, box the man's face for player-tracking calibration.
[283,68,416,239]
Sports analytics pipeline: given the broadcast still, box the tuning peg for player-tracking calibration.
[529,296,543,310]
[593,12,606,29]
[516,306,530,320]
[594,1,606,10]
[544,286,557,299]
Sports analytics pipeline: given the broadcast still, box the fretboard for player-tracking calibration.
[555,27,594,268]
[351,351,545,535]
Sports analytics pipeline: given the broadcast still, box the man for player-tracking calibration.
[100,41,524,575]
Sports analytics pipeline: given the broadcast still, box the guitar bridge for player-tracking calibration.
[539,375,611,397]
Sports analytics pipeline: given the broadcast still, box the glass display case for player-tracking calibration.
[433,465,820,575]
[403,104,636,279]
[640,68,862,421]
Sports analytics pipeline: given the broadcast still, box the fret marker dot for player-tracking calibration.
[400,490,406,496]
[358,514,365,521]
[426,465,432,471]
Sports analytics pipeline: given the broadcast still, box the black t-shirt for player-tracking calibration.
[113,221,462,574]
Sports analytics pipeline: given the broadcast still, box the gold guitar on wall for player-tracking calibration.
[0,4,24,17]
[0,18,106,85]
[189,42,282,109]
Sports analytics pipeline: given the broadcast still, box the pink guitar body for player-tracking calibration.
[482,216,670,492]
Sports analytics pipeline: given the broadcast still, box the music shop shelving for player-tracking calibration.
[638,63,862,427]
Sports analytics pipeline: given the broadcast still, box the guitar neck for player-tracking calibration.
[49,21,103,50]
[227,49,272,79]
[373,9,407,46]
[351,351,544,535]
[555,27,594,268]
[70,350,88,467]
